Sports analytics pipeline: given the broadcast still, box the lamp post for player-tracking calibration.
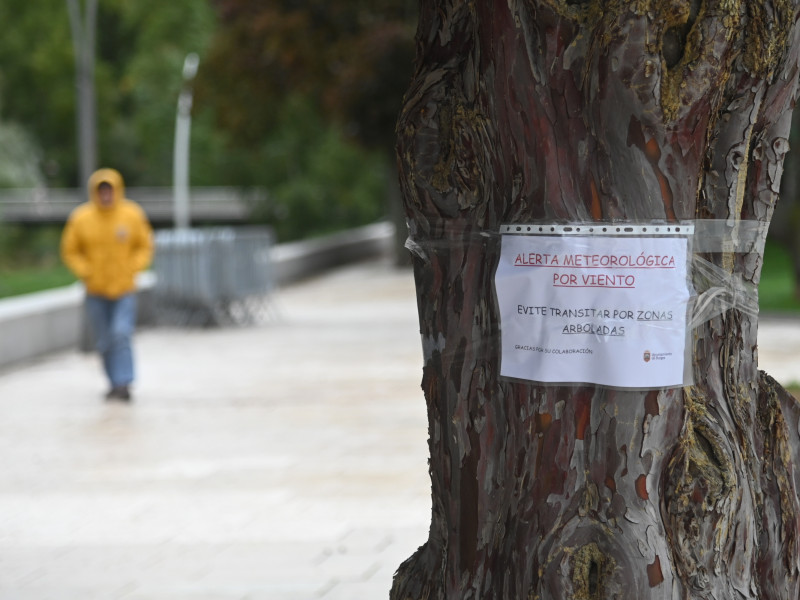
[173,52,199,230]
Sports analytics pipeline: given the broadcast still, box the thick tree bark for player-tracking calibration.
[392,1,800,599]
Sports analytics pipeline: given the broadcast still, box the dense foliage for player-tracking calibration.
[196,0,416,239]
[0,0,416,241]
[0,0,216,186]
[199,0,416,152]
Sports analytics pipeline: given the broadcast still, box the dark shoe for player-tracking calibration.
[106,385,131,401]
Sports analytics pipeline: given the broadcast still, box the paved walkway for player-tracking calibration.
[0,260,430,600]
[0,259,798,599]
[758,318,800,388]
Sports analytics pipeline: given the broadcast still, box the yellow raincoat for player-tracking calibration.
[60,168,154,299]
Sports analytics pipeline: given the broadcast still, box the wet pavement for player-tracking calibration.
[0,260,429,600]
[0,258,797,599]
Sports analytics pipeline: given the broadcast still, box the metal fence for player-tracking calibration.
[152,227,276,326]
[0,186,258,224]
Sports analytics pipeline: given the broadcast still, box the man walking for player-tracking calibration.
[61,168,153,401]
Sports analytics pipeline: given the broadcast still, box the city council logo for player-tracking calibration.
[643,350,651,363]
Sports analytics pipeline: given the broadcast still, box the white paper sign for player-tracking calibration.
[495,232,691,388]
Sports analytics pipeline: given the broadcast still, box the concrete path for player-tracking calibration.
[0,260,430,600]
[758,318,800,388]
[0,259,798,599]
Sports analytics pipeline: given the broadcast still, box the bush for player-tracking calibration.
[0,224,63,268]
[0,224,75,298]
[0,121,44,187]
[243,97,389,242]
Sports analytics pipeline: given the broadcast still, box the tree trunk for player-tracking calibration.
[392,2,800,599]
[66,0,98,190]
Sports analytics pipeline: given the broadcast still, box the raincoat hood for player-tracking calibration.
[88,168,125,209]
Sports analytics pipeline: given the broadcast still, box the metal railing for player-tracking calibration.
[152,227,275,326]
[0,187,260,224]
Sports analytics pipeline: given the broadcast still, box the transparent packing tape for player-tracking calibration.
[690,255,759,327]
[690,219,767,327]
[405,219,767,330]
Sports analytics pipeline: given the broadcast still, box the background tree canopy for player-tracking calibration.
[0,0,216,187]
[0,0,416,240]
[198,0,416,152]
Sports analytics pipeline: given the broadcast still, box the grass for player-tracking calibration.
[760,240,800,313]
[786,384,800,403]
[0,263,75,299]
[0,224,76,299]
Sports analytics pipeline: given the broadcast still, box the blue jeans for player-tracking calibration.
[85,294,137,388]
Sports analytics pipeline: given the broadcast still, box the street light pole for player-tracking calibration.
[173,53,199,230]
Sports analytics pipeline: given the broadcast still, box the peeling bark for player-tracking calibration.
[393,1,800,599]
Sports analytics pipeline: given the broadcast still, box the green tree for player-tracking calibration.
[0,0,218,187]
[0,0,77,184]
[247,96,387,241]
[197,0,416,240]
[200,0,415,150]
[101,0,217,185]
[0,0,412,242]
